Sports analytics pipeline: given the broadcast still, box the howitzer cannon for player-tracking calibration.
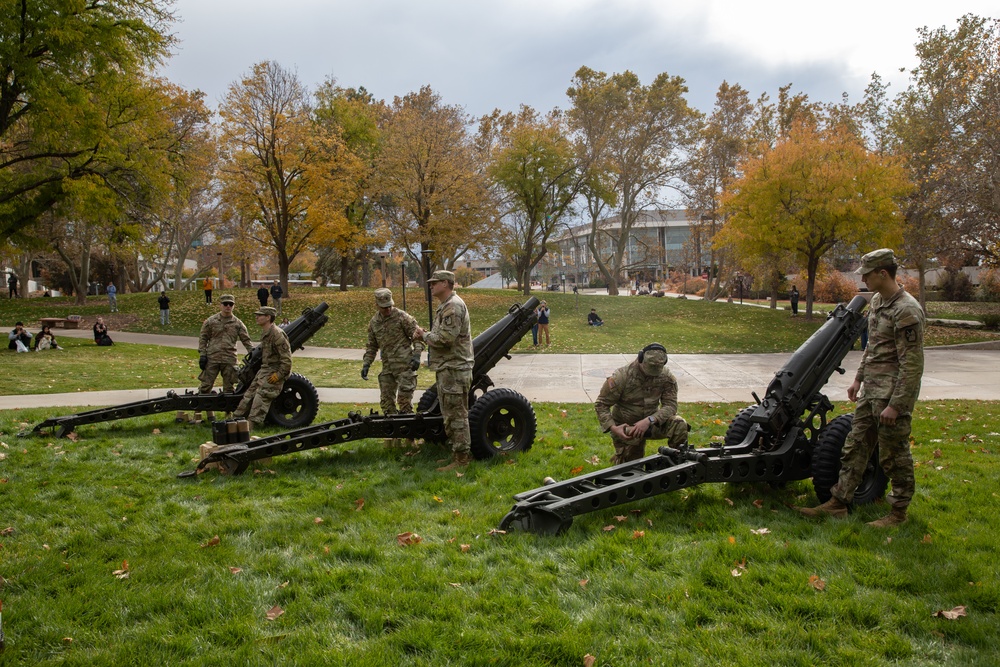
[179,297,541,477]
[31,303,330,438]
[500,294,885,535]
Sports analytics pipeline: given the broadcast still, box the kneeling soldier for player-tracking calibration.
[232,306,292,431]
[595,343,689,465]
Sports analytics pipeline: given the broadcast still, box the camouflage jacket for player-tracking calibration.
[258,323,292,380]
[363,307,425,370]
[198,313,254,363]
[425,293,474,372]
[594,361,679,432]
[855,288,925,414]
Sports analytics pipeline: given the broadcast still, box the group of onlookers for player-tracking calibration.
[8,321,63,352]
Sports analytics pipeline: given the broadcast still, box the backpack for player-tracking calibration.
[97,334,114,346]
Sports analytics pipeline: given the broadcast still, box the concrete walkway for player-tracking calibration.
[5,329,1000,410]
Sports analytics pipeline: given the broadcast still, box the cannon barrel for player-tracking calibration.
[470,296,539,389]
[236,302,330,391]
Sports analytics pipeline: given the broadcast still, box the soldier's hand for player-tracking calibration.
[413,327,424,341]
[267,372,280,385]
[199,355,208,370]
[410,353,421,372]
[847,380,861,402]
[630,418,651,438]
[361,362,370,380]
[610,424,629,440]
[880,405,899,426]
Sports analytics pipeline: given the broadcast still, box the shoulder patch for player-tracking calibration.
[904,326,918,343]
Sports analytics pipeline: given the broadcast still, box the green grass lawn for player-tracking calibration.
[4,287,998,354]
[0,400,997,665]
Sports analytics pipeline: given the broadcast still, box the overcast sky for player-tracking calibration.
[159,1,994,118]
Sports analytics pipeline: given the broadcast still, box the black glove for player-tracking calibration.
[361,362,370,380]
[199,354,208,370]
[410,353,421,372]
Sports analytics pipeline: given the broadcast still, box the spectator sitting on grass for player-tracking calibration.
[588,309,604,326]
[33,325,62,350]
[8,321,32,351]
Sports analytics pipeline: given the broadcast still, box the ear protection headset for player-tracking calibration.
[637,343,667,363]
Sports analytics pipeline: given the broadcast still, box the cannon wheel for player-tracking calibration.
[267,373,319,429]
[416,385,440,415]
[811,413,887,505]
[723,405,757,447]
[468,388,536,460]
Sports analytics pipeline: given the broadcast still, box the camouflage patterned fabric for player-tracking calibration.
[233,323,292,426]
[832,287,925,509]
[198,312,254,393]
[425,293,474,453]
[595,360,689,464]
[364,307,426,414]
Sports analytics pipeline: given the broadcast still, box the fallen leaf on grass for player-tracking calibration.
[570,466,584,475]
[584,654,596,667]
[152,429,161,435]
[922,534,932,544]
[809,575,826,591]
[579,579,589,587]
[276,581,289,589]
[66,432,79,442]
[354,498,365,511]
[731,568,742,577]
[433,495,443,503]
[562,430,571,438]
[488,528,507,536]
[646,519,653,527]
[314,517,323,524]
[200,535,221,548]
[397,532,422,546]
[933,606,967,620]
[933,449,942,458]
[265,605,284,621]
[42,543,50,550]
[460,544,470,552]
[588,455,601,465]
[602,525,615,532]
[229,567,242,574]
[0,526,13,536]
[724,497,734,506]
[728,536,736,544]
[632,530,645,539]
[750,528,771,535]
[455,472,464,478]
[113,560,130,579]
[452,509,461,516]
[562,445,574,450]
[752,499,764,509]
[615,515,627,522]
[448,582,462,588]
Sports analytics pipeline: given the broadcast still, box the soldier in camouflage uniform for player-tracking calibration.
[362,288,425,417]
[799,249,925,527]
[194,295,254,422]
[413,270,475,471]
[232,306,292,430]
[594,343,690,465]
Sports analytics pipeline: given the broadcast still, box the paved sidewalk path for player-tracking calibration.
[4,329,1000,410]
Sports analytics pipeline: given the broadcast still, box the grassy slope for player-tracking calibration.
[0,400,997,666]
[2,287,998,354]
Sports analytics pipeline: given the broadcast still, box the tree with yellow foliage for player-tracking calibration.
[720,121,910,318]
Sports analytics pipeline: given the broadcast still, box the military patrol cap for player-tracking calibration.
[220,294,235,305]
[374,288,394,307]
[255,306,277,317]
[427,270,455,284]
[640,348,668,376]
[855,249,897,275]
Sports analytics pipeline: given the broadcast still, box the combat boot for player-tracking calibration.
[436,451,472,472]
[867,508,907,528]
[798,497,849,518]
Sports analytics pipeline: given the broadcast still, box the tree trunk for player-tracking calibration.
[339,255,350,292]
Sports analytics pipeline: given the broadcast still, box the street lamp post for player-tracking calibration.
[216,252,223,290]
[401,258,407,311]
[379,253,387,288]
[421,247,434,328]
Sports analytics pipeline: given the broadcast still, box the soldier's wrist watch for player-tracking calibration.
[648,416,656,425]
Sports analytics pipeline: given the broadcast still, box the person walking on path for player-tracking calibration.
[594,343,690,465]
[195,294,253,423]
[202,277,213,304]
[106,282,118,312]
[789,285,799,316]
[413,270,474,471]
[7,273,17,299]
[536,301,550,347]
[798,249,925,527]
[256,285,269,308]
[158,291,171,326]
[362,288,425,418]
[270,280,283,316]
[232,306,292,431]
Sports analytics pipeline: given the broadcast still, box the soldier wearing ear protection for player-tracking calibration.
[595,343,690,465]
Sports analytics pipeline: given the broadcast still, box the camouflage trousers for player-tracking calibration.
[611,415,690,465]
[233,372,284,427]
[831,397,915,510]
[199,360,239,394]
[436,367,472,454]
[379,367,417,415]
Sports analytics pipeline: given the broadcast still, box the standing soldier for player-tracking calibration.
[413,270,474,471]
[233,305,292,431]
[362,289,425,442]
[594,343,690,465]
[799,249,925,527]
[194,294,254,423]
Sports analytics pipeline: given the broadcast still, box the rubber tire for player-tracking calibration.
[416,385,440,415]
[468,388,536,460]
[811,413,888,505]
[266,373,319,429]
[724,405,758,447]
